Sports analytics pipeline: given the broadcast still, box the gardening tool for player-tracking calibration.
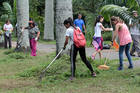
[113,40,119,51]
[98,48,111,70]
[39,49,63,82]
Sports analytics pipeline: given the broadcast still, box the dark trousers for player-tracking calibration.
[4,33,12,48]
[131,35,140,55]
[70,44,94,77]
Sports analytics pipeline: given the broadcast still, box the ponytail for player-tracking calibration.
[64,17,76,28]
[94,15,103,26]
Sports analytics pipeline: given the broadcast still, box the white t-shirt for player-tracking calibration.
[129,19,140,35]
[4,24,13,31]
[65,26,74,45]
[94,22,102,37]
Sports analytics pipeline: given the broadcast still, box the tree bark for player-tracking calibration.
[55,0,73,55]
[44,0,54,41]
[15,0,30,52]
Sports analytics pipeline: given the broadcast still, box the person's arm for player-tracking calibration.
[10,24,13,32]
[35,31,40,41]
[21,26,30,32]
[63,36,69,49]
[83,24,87,33]
[82,20,87,33]
[129,19,133,27]
[3,24,7,31]
[36,31,40,39]
[100,24,113,31]
[74,20,76,28]
[112,24,119,42]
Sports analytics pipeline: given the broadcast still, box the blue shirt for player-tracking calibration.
[74,19,85,32]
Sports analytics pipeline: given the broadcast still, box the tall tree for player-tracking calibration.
[55,0,73,55]
[44,0,54,40]
[16,0,30,51]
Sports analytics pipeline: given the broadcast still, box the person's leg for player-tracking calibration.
[118,45,125,70]
[130,35,136,56]
[70,44,78,77]
[32,38,37,56]
[79,47,95,75]
[98,50,103,60]
[30,39,33,56]
[30,39,32,49]
[134,35,140,56]
[125,43,133,68]
[9,34,12,48]
[138,35,140,57]
[92,49,101,60]
[4,34,7,48]
[30,39,36,56]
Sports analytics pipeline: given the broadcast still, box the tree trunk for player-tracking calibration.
[55,0,73,55]
[44,0,54,40]
[15,0,30,52]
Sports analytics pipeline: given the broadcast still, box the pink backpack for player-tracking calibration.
[73,27,86,48]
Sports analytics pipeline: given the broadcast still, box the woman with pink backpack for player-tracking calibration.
[63,18,96,80]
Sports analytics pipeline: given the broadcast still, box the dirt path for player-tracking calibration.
[12,41,140,67]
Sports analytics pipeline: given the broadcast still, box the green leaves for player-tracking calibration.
[3,2,13,14]
[100,4,133,23]
[0,2,15,25]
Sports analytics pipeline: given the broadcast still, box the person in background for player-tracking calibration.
[63,18,96,80]
[22,21,40,56]
[74,13,87,35]
[91,15,113,60]
[129,11,140,57]
[111,16,133,70]
[3,20,13,49]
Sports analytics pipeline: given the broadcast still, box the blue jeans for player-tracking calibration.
[119,43,133,67]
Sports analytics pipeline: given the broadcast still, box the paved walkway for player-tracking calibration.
[12,42,140,67]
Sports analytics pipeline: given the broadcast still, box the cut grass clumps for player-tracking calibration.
[4,49,31,59]
[4,49,15,55]
[8,52,30,59]
[18,55,71,79]
[18,54,120,83]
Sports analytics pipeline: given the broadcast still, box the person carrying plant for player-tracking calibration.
[63,17,96,80]
[3,20,13,49]
[111,16,133,70]
[91,15,113,60]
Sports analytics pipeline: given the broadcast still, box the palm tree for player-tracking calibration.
[102,0,140,12]
[16,0,30,51]
[100,4,132,23]
[0,2,15,24]
[44,0,54,41]
[55,0,73,55]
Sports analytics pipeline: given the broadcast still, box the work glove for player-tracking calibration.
[110,28,113,31]
[35,37,38,41]
[63,46,66,50]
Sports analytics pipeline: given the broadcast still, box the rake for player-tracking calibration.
[38,49,63,82]
[98,48,111,70]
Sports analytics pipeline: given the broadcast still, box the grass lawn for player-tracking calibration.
[0,48,140,93]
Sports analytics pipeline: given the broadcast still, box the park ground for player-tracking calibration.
[0,41,140,93]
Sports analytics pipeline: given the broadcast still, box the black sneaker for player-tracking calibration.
[128,66,133,69]
[118,66,123,70]
[91,72,96,77]
[130,53,135,56]
[69,76,75,81]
